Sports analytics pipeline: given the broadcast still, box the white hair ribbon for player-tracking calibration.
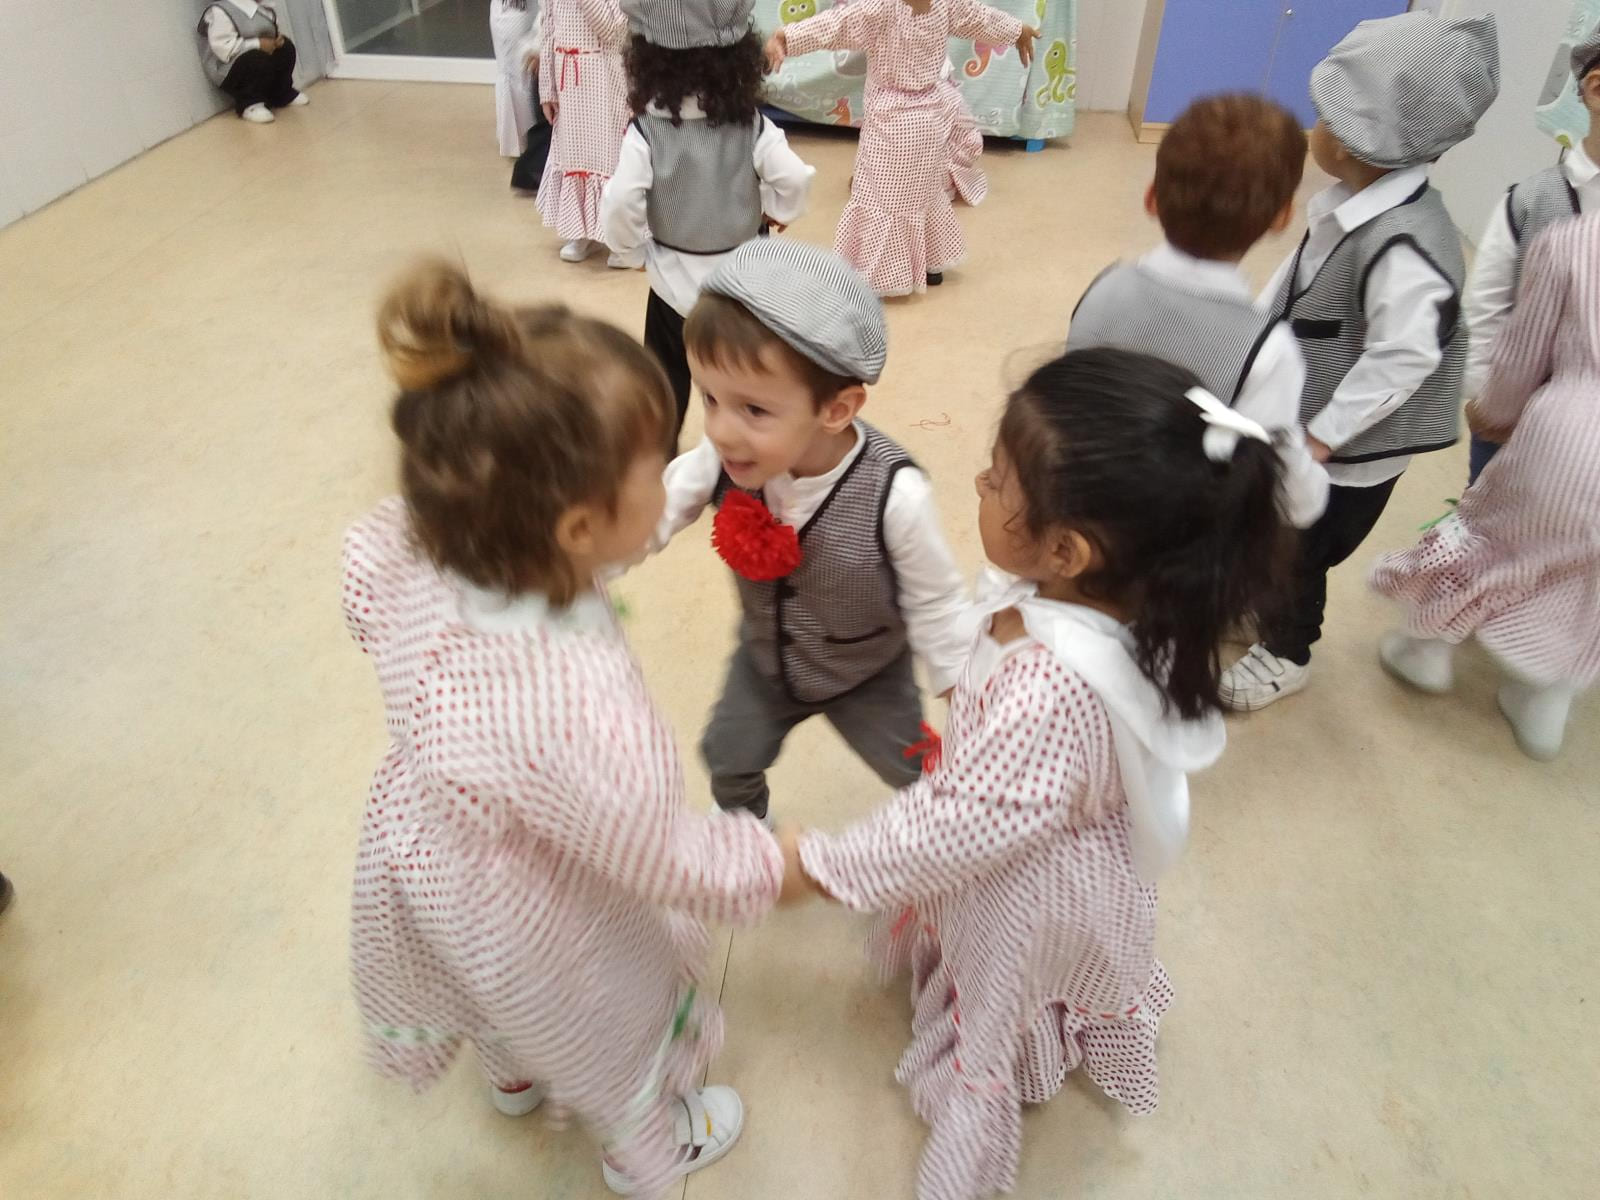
[1186,386,1272,464]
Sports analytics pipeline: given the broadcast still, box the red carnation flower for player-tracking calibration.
[712,490,802,582]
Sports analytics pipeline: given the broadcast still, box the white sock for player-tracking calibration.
[1496,678,1575,761]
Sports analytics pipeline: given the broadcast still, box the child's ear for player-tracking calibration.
[1143,183,1159,221]
[1583,69,1600,114]
[1045,526,1099,582]
[555,502,598,561]
[819,384,867,433]
[1269,197,1295,235]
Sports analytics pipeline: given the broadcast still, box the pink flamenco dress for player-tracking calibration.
[782,0,1022,296]
[538,0,631,246]
[1371,215,1600,694]
[800,581,1223,1200]
[342,497,782,1199]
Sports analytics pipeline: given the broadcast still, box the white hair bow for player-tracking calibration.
[1186,386,1272,464]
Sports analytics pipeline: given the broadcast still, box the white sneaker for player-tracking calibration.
[289,91,309,106]
[489,1080,546,1117]
[241,104,275,124]
[1219,643,1309,711]
[560,239,595,263]
[606,248,643,270]
[1496,679,1574,762]
[601,1086,744,1196]
[1378,632,1455,694]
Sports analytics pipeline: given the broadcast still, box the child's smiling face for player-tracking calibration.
[690,344,861,488]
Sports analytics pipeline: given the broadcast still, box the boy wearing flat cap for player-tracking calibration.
[1222,11,1500,711]
[651,238,969,825]
[1461,19,1600,483]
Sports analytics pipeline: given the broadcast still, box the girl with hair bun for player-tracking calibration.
[344,260,793,1197]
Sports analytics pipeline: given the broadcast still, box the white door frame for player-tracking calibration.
[320,0,496,83]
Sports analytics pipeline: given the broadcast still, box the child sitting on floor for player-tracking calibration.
[196,1,308,124]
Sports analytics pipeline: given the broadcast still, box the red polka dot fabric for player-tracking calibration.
[801,643,1171,1200]
[538,0,631,243]
[783,0,1022,297]
[1371,217,1600,690]
[343,498,782,1198]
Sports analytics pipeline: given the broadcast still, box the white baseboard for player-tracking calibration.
[326,55,496,84]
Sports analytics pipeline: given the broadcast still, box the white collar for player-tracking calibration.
[1138,242,1253,300]
[1308,164,1430,234]
[231,0,262,12]
[981,576,1226,881]
[1564,141,1599,189]
[646,98,707,121]
[767,422,866,498]
[457,580,616,635]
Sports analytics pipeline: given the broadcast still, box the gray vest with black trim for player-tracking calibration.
[1272,184,1466,465]
[713,422,911,704]
[197,2,279,86]
[1506,162,1581,291]
[1067,261,1277,403]
[634,113,764,255]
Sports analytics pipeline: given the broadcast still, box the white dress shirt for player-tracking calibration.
[1262,166,1457,487]
[1136,243,1329,528]
[655,427,972,695]
[1462,142,1598,399]
[205,0,274,63]
[600,100,816,317]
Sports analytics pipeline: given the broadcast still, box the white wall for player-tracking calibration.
[1432,0,1576,241]
[0,0,331,231]
[1076,0,1150,112]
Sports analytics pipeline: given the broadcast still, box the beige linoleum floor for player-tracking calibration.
[1,80,1596,1199]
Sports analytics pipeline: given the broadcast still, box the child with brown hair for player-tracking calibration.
[1067,92,1328,530]
[652,238,970,824]
[343,261,792,1198]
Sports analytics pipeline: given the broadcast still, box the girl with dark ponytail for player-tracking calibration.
[777,348,1289,1200]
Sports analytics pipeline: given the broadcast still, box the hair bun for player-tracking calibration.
[377,258,522,392]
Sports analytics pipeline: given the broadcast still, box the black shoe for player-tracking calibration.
[0,873,13,917]
[926,272,944,287]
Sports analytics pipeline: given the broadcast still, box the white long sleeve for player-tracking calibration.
[1231,326,1329,529]
[205,4,267,63]
[600,125,653,257]
[1462,199,1519,403]
[754,117,815,226]
[1305,243,1455,483]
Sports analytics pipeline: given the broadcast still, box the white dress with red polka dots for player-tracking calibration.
[538,0,631,244]
[800,593,1224,1200]
[1371,216,1600,689]
[342,498,782,1198]
[782,0,1022,297]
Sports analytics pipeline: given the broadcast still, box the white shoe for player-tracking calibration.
[601,1086,744,1196]
[489,1080,546,1117]
[1496,679,1573,762]
[241,104,275,124]
[1219,643,1309,712]
[1378,632,1455,694]
[289,91,309,107]
[560,239,595,263]
[606,248,643,270]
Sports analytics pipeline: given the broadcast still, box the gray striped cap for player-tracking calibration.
[1571,21,1600,81]
[1311,12,1500,169]
[702,238,888,384]
[622,0,754,49]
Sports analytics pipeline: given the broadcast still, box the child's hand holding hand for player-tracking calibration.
[776,827,818,907]
[1307,435,1333,463]
[764,30,787,73]
[1466,398,1512,445]
[1016,27,1039,68]
[542,100,559,123]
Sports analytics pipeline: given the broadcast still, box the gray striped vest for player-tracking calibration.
[1067,261,1277,403]
[713,423,912,703]
[1273,184,1466,465]
[634,114,764,255]
[197,2,279,86]
[1506,162,1581,291]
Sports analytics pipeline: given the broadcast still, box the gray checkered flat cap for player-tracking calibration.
[1571,21,1600,81]
[622,0,754,49]
[703,238,888,384]
[1312,11,1500,170]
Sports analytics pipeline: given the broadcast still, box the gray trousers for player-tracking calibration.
[701,644,926,819]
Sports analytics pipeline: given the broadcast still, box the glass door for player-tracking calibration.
[323,0,497,82]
